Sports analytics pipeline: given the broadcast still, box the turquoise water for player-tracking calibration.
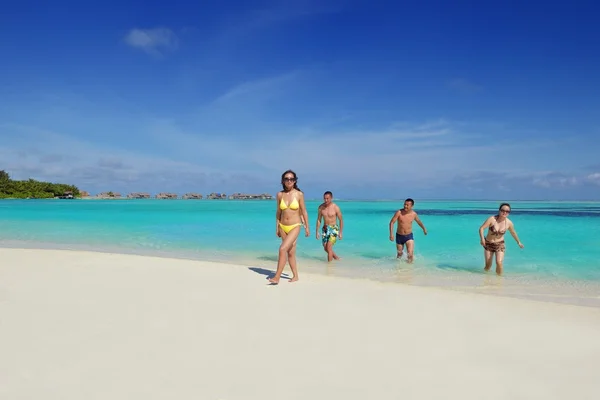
[2,199,600,306]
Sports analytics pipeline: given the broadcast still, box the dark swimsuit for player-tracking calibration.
[396,232,414,245]
[484,217,507,253]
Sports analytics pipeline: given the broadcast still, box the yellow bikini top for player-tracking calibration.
[280,196,299,210]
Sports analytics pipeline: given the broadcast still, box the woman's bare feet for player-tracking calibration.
[267,276,280,284]
[288,276,299,282]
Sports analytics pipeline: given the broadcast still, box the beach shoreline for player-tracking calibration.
[3,246,598,309]
[2,241,600,309]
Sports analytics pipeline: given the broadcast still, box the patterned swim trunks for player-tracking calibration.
[322,224,339,245]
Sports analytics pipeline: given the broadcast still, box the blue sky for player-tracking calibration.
[1,0,599,200]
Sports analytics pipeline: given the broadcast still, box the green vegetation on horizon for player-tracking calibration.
[0,170,80,199]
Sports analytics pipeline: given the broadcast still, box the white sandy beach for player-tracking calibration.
[1,248,599,399]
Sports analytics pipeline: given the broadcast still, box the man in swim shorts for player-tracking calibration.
[316,191,344,262]
[388,198,427,263]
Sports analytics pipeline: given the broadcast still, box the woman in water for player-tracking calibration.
[268,169,310,284]
[478,202,524,275]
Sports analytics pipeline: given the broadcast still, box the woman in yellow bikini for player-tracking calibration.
[268,169,310,284]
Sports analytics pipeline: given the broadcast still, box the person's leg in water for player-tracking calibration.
[483,248,493,272]
[494,249,505,276]
[323,240,337,262]
[405,239,416,263]
[329,228,340,260]
[396,242,404,259]
[268,225,301,284]
[330,241,339,261]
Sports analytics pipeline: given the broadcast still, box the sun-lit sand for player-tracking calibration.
[1,248,599,399]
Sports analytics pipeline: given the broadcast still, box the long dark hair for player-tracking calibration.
[281,169,302,192]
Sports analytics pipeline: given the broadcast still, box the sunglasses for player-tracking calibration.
[283,177,296,182]
[500,209,511,213]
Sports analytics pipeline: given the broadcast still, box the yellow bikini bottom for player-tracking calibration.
[279,222,302,234]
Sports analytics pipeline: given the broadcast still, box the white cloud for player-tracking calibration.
[123,28,178,56]
[587,172,600,185]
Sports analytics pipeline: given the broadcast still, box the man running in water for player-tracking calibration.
[316,191,344,262]
[389,198,427,263]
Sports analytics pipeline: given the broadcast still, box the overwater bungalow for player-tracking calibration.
[182,193,203,199]
[95,191,122,199]
[228,192,273,200]
[126,192,151,199]
[155,192,178,199]
[207,192,227,199]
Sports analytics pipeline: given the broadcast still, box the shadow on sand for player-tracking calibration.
[248,266,289,280]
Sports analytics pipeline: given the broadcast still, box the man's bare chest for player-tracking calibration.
[321,207,336,218]
[398,213,415,223]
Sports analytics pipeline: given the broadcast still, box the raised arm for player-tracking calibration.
[508,221,524,248]
[414,213,427,235]
[299,193,310,237]
[336,205,344,239]
[389,211,399,240]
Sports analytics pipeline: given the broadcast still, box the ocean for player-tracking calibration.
[2,199,600,307]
